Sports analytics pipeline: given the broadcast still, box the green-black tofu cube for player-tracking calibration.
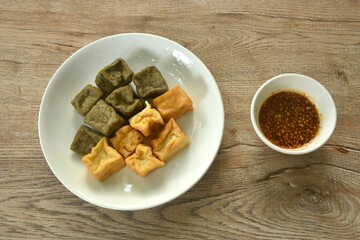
[70,124,103,155]
[105,85,144,118]
[84,100,126,137]
[71,85,103,116]
[95,58,134,96]
[133,66,169,99]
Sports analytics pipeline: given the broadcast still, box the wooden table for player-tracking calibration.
[1,1,359,239]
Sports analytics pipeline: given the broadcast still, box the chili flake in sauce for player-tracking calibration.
[259,91,320,149]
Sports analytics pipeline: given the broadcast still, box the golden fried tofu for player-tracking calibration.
[153,85,193,122]
[110,125,143,157]
[82,137,125,181]
[151,118,189,162]
[129,101,165,137]
[125,144,165,177]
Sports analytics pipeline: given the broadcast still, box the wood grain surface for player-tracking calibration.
[1,0,360,239]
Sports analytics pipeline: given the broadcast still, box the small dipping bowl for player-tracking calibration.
[250,73,337,155]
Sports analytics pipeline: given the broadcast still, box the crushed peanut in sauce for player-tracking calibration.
[259,91,320,149]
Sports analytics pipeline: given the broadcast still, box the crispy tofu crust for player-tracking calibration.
[110,125,143,157]
[82,137,125,181]
[153,85,193,122]
[151,118,189,162]
[125,144,165,177]
[129,101,164,137]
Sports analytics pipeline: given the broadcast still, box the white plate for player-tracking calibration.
[38,33,224,210]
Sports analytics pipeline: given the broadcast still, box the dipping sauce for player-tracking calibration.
[259,91,320,149]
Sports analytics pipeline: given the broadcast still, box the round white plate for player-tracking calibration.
[38,33,224,210]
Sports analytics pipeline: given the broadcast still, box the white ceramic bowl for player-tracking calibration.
[250,73,337,155]
[38,33,224,210]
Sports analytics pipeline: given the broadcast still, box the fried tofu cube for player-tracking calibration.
[95,58,134,96]
[82,137,125,181]
[71,84,103,116]
[110,125,143,157]
[153,85,193,122]
[133,66,169,99]
[105,85,144,118]
[129,101,165,137]
[125,144,165,177]
[151,118,189,162]
[84,100,126,137]
[70,124,104,155]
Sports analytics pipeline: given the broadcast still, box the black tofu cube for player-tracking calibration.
[70,125,103,155]
[71,85,103,116]
[133,66,169,99]
[95,58,134,96]
[105,85,144,118]
[84,100,126,137]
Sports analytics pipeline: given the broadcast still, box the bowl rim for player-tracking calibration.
[250,73,337,155]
